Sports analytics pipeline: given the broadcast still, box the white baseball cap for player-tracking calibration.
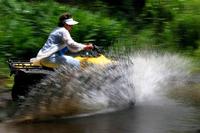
[64,18,78,25]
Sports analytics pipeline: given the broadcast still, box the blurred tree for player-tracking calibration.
[133,0,146,14]
[173,15,200,50]
[55,0,146,20]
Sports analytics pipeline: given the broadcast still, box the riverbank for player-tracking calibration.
[0,89,11,108]
[169,83,200,107]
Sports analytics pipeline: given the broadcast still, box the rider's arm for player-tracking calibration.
[62,30,89,52]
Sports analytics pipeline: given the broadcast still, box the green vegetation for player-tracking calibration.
[0,0,130,59]
[0,0,200,88]
[0,0,200,56]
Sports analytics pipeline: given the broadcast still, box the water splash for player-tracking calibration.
[13,60,135,121]
[130,51,191,104]
[12,51,191,121]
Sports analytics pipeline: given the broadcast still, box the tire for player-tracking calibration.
[11,84,27,101]
[11,71,46,101]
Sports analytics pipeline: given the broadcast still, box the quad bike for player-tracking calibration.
[8,46,112,101]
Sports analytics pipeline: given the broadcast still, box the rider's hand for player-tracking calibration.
[84,43,94,50]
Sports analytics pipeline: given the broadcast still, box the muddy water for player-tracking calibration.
[0,52,200,133]
[1,95,200,133]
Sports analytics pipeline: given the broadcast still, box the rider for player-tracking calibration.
[30,12,93,68]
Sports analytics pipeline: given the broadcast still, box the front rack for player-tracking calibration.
[7,59,53,75]
[8,59,42,69]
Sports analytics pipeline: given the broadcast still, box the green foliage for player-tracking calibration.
[0,0,199,81]
[172,14,200,50]
[71,10,126,46]
[0,0,59,58]
[0,0,200,59]
[0,0,127,59]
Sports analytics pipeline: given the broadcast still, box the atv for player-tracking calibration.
[8,46,112,101]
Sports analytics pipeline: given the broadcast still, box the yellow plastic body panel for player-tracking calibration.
[75,54,112,65]
[12,54,112,69]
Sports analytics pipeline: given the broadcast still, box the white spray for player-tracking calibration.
[130,52,190,104]
[13,51,191,121]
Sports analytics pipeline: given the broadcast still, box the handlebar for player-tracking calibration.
[82,44,104,57]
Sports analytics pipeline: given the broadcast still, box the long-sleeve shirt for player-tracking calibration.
[30,27,85,65]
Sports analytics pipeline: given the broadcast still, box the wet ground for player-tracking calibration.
[0,90,11,109]
[0,81,200,133]
[0,54,199,133]
[0,98,200,133]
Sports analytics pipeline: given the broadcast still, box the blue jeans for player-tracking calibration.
[40,53,80,69]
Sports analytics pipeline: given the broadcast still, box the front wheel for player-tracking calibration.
[11,84,28,101]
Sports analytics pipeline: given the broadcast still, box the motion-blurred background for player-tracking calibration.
[0,0,200,88]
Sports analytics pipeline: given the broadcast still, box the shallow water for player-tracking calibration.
[1,98,200,133]
[1,52,200,133]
